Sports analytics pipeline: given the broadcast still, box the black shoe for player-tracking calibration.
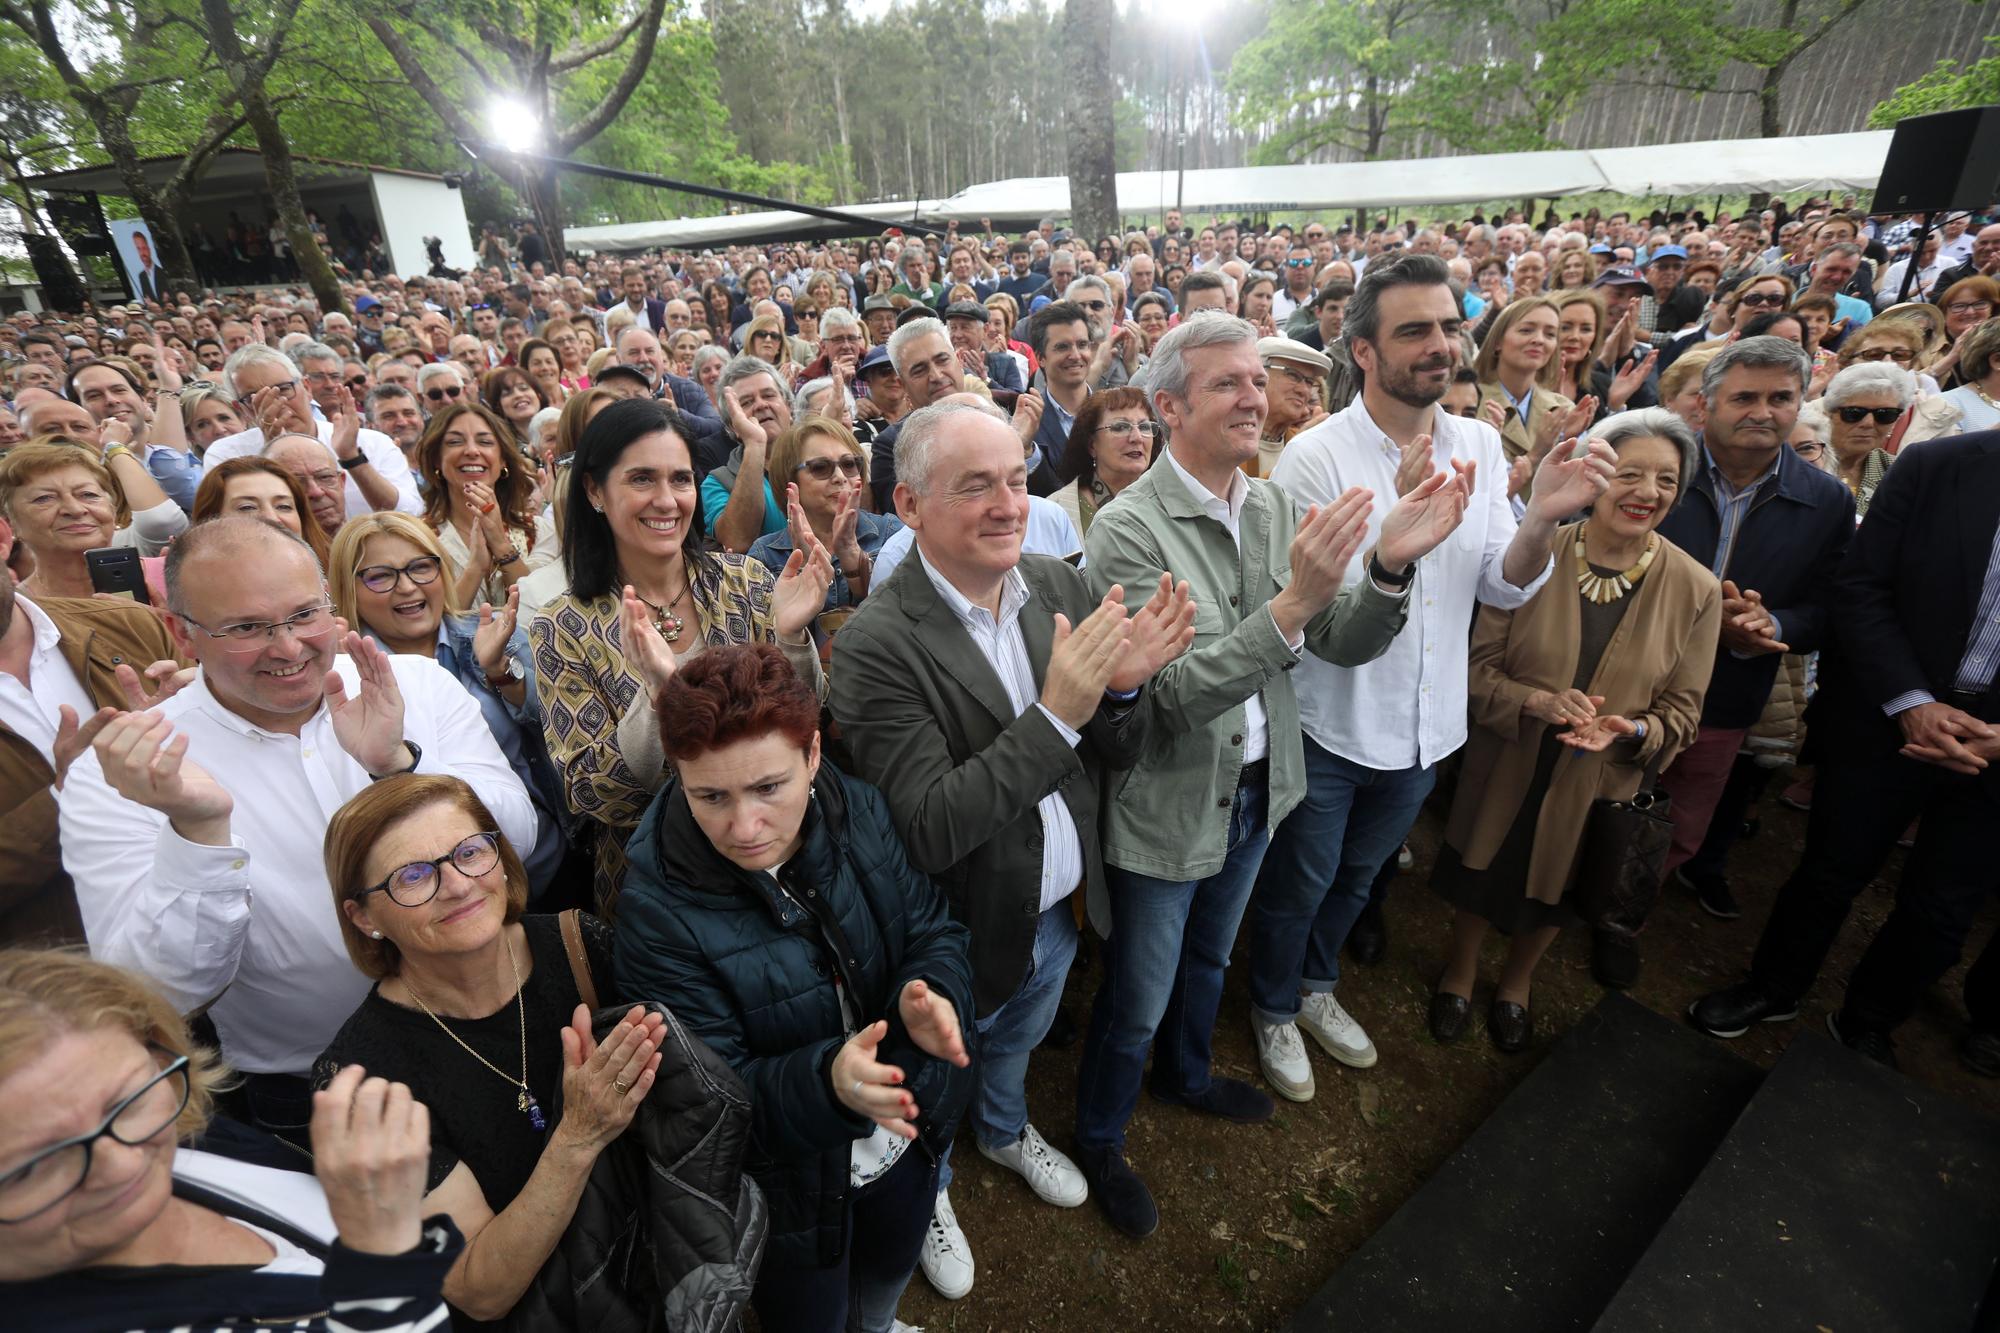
[1038,1006,1079,1051]
[1347,900,1387,966]
[1592,929,1642,990]
[1488,999,1533,1053]
[1687,980,1799,1038]
[1826,1011,1900,1071]
[1150,1075,1274,1125]
[1962,1031,2000,1078]
[1075,1145,1159,1238]
[1429,988,1471,1043]
[1677,867,1742,921]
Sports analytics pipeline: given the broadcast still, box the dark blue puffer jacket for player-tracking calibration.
[613,763,976,1270]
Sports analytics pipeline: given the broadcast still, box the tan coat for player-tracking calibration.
[1478,382,1575,461]
[1444,524,1722,907]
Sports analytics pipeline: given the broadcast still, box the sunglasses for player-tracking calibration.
[1853,347,1915,364]
[345,374,369,388]
[1736,291,1785,308]
[426,384,465,402]
[796,455,864,481]
[1285,258,1315,268]
[1835,405,1902,425]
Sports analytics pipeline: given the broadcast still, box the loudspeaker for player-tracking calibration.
[1871,105,2000,215]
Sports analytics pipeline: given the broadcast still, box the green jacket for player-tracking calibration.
[1082,455,1409,880]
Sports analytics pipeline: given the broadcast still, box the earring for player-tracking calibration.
[371,931,383,939]
[593,503,604,512]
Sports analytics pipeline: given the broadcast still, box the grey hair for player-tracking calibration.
[894,399,1002,497]
[1065,275,1112,305]
[177,383,239,431]
[1050,248,1075,270]
[819,306,862,337]
[221,342,296,400]
[527,405,563,445]
[793,375,856,420]
[1589,407,1701,510]
[692,345,730,378]
[363,383,417,414]
[1817,242,1864,264]
[290,340,340,368]
[718,353,783,398]
[887,316,948,375]
[259,430,337,465]
[416,361,464,390]
[1138,311,1258,406]
[1822,362,1915,412]
[1700,335,1811,406]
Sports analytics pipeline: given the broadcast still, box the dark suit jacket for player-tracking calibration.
[828,553,1150,1016]
[1814,432,2000,759]
[1930,258,1991,304]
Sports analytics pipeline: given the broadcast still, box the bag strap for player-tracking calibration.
[559,909,599,1012]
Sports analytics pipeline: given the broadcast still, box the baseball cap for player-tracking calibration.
[354,295,382,313]
[1587,244,1614,256]
[1591,265,1650,290]
[857,345,894,376]
[1643,245,1689,267]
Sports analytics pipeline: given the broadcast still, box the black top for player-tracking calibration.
[314,913,616,1210]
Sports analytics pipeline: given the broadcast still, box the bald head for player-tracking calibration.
[165,513,320,617]
[262,432,347,535]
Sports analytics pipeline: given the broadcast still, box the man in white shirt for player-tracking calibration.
[202,344,421,519]
[1247,254,1613,1097]
[61,518,535,1144]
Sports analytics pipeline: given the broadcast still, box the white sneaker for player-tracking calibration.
[891,1323,925,1333]
[1299,991,1379,1068]
[919,1187,974,1299]
[977,1123,1089,1207]
[1252,1014,1316,1101]
[1397,842,1415,872]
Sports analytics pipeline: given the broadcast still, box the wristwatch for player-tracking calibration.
[485,654,525,690]
[369,740,422,781]
[1368,553,1415,591]
[101,445,135,467]
[337,453,367,471]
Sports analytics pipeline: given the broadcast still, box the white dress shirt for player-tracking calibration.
[60,653,536,1075]
[1271,399,1552,771]
[917,551,1085,911]
[0,597,95,765]
[203,420,423,519]
[1164,447,1284,762]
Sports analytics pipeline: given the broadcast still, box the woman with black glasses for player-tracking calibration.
[0,949,458,1332]
[1816,362,1913,518]
[747,415,900,635]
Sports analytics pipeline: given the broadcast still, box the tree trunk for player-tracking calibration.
[1061,0,1117,242]
[517,161,567,269]
[239,88,343,311]
[89,106,199,288]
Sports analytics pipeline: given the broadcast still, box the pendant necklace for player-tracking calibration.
[1575,524,1659,605]
[632,582,690,643]
[401,930,546,1132]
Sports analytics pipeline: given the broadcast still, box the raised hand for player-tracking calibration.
[52,704,117,789]
[151,328,183,394]
[618,584,679,698]
[554,1004,665,1153]
[898,980,971,1067]
[91,711,233,842]
[1282,488,1374,617]
[113,659,196,711]
[250,383,305,442]
[773,527,835,640]
[329,385,363,463]
[1527,436,1615,522]
[723,387,767,452]
[1108,573,1196,694]
[473,584,521,676]
[325,631,409,776]
[1010,388,1044,451]
[831,1019,919,1141]
[1040,592,1131,728]
[957,345,985,379]
[1393,433,1437,498]
[1377,464,1472,570]
[1609,349,1657,408]
[827,484,862,567]
[1478,398,1508,435]
[311,1064,431,1257]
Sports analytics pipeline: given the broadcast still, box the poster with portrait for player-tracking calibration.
[108,219,167,305]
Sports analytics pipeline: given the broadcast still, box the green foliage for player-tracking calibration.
[1870,36,2000,125]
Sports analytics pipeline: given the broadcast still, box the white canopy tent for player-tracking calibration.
[563,130,1903,253]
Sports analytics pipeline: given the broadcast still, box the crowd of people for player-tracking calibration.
[2,194,1998,1330]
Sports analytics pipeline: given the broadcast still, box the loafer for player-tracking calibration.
[1687,980,1798,1038]
[1429,989,1471,1043]
[1827,1011,1899,1070]
[1151,1075,1275,1124]
[1963,1030,2000,1079]
[1075,1144,1160,1238]
[1676,867,1743,921]
[1488,999,1533,1053]
[1347,900,1387,966]
[1592,928,1642,990]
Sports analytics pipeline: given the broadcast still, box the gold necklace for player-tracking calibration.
[400,930,546,1132]
[1575,525,1659,605]
[1975,383,2000,413]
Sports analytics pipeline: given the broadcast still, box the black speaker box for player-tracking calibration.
[1871,105,2000,215]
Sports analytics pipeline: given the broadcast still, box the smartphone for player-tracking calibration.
[86,546,150,604]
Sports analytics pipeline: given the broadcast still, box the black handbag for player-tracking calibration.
[1575,754,1674,940]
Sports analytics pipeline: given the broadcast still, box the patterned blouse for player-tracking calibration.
[529,552,821,913]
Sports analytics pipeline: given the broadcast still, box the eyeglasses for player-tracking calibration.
[235,378,299,407]
[1835,405,1902,424]
[1736,291,1785,308]
[356,555,443,593]
[796,455,864,481]
[1947,302,1993,316]
[1268,364,1322,388]
[181,602,336,652]
[1792,440,1826,458]
[0,1054,190,1224]
[1853,347,1915,364]
[359,831,502,907]
[1075,299,1109,313]
[1096,419,1161,439]
[426,384,464,402]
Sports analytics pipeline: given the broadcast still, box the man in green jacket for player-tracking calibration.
[1073,312,1474,1238]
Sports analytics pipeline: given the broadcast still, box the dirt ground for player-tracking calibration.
[893,786,2000,1333]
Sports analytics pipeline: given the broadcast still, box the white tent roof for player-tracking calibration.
[564,131,1902,252]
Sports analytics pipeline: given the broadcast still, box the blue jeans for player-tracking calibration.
[938,902,1078,1191]
[1247,739,1435,1024]
[750,1139,939,1333]
[1074,776,1270,1153]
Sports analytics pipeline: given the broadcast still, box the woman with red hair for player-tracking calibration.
[613,642,975,1333]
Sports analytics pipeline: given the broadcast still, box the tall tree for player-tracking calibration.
[361,0,671,264]
[1061,0,1117,241]
[1870,34,2000,125]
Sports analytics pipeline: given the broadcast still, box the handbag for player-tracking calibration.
[1575,753,1674,940]
[558,908,599,1011]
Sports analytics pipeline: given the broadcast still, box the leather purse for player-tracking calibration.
[1575,753,1674,939]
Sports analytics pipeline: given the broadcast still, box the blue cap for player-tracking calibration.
[1588,244,1614,256]
[857,345,894,375]
[1644,245,1689,266]
[354,294,382,312]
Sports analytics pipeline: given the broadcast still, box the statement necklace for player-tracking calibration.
[631,583,690,642]
[1575,525,1659,605]
[401,930,546,1132]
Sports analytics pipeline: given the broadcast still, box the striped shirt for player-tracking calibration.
[1883,520,2000,715]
